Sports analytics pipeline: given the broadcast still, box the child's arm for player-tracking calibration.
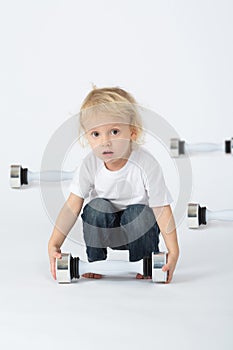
[48,193,84,280]
[153,205,179,283]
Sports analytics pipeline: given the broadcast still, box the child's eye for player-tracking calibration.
[111,129,120,136]
[91,131,99,138]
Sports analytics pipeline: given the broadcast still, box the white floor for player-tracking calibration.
[1,159,233,350]
[1,1,233,348]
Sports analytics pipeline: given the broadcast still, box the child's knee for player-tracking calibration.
[121,204,155,225]
[81,198,120,228]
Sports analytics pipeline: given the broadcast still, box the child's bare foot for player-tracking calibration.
[136,273,152,279]
[82,273,102,279]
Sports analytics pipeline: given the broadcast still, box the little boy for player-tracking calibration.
[48,87,179,282]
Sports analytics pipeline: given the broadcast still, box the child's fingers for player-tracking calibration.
[48,249,61,280]
[166,271,173,284]
[162,263,169,272]
[50,259,56,280]
[165,267,175,283]
[51,252,62,279]
[53,252,62,259]
[162,263,173,283]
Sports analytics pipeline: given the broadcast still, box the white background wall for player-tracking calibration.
[1,1,233,349]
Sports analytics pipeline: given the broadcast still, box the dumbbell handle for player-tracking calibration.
[185,143,224,153]
[170,138,232,157]
[206,209,233,222]
[28,170,74,182]
[79,260,143,276]
[10,165,75,188]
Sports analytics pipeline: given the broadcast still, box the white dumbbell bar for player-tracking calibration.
[188,203,233,228]
[10,165,74,188]
[56,252,168,284]
[170,137,233,157]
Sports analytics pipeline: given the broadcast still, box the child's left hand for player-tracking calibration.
[162,252,179,283]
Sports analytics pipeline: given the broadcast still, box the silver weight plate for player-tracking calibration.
[152,252,167,283]
[10,165,21,188]
[56,253,71,283]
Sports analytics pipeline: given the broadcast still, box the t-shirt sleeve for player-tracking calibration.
[69,161,93,199]
[143,160,173,208]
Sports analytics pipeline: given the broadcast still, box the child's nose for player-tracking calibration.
[101,135,112,146]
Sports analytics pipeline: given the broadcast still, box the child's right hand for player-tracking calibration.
[48,246,62,280]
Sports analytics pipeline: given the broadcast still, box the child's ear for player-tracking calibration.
[130,127,137,141]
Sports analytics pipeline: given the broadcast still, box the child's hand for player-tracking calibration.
[162,252,179,284]
[48,246,62,280]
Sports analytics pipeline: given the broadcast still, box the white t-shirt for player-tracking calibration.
[69,145,173,210]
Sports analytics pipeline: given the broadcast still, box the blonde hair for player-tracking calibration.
[77,86,144,147]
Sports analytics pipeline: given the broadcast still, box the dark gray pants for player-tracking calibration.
[81,198,160,262]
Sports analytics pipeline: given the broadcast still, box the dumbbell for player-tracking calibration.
[56,252,168,284]
[170,137,233,157]
[188,203,233,228]
[10,165,74,188]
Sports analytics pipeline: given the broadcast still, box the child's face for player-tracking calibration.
[85,118,136,164]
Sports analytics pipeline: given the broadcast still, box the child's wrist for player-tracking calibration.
[48,242,60,252]
[167,249,179,258]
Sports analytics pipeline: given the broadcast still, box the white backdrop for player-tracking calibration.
[1,1,233,349]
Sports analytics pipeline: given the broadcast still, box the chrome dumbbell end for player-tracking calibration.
[188,203,207,228]
[225,137,233,154]
[152,252,167,283]
[142,253,167,282]
[10,165,28,188]
[170,138,185,157]
[56,253,80,284]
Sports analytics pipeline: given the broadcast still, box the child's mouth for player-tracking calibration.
[102,151,114,156]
